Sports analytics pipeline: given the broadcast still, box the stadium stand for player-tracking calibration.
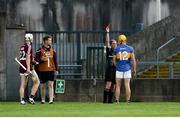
[137,51,180,79]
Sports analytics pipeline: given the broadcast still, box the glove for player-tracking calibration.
[25,71,33,79]
[132,71,137,79]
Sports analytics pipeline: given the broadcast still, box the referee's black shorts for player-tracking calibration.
[38,71,55,84]
[105,66,116,84]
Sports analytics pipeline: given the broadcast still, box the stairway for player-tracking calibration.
[137,51,180,79]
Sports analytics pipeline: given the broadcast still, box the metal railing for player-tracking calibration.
[86,46,105,79]
[157,37,176,79]
[27,30,131,79]
[26,30,180,79]
[138,61,180,79]
[156,32,180,79]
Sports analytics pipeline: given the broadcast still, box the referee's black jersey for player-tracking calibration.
[106,47,115,67]
[105,47,116,83]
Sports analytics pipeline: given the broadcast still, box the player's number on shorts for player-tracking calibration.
[118,51,128,60]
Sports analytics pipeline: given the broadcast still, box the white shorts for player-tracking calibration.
[116,70,132,79]
[20,70,38,78]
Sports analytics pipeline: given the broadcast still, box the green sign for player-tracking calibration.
[55,79,65,93]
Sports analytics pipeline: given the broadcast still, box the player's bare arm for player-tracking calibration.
[32,58,39,65]
[131,53,137,75]
[26,44,31,72]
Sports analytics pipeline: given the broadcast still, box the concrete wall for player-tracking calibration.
[5,0,180,31]
[0,0,6,12]
[0,11,29,101]
[2,78,180,102]
[55,79,180,102]
[5,27,26,100]
[0,12,7,100]
[128,9,180,61]
[55,79,103,102]
[132,79,180,101]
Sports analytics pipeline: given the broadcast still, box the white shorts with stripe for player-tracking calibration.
[116,70,132,79]
[20,70,38,78]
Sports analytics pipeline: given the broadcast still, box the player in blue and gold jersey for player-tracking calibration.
[113,35,136,103]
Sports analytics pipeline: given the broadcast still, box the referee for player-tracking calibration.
[103,25,117,103]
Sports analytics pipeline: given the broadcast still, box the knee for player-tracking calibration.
[115,85,119,91]
[36,79,40,86]
[115,82,120,88]
[48,83,54,88]
[21,83,27,89]
[125,84,131,91]
[125,82,130,87]
[20,85,25,90]
[105,83,111,89]
[41,84,46,89]
[33,77,40,84]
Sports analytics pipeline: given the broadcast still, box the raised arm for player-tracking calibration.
[105,25,111,48]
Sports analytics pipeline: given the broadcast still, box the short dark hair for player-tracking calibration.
[110,39,116,45]
[43,35,52,42]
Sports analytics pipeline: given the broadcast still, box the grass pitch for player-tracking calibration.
[0,102,180,117]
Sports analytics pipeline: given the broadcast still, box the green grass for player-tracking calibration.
[0,102,180,117]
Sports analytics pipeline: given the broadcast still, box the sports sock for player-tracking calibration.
[20,97,25,101]
[103,89,110,103]
[30,95,34,99]
[108,89,114,103]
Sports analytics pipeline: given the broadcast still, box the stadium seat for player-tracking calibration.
[137,51,180,79]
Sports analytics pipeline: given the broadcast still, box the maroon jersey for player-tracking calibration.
[19,43,33,73]
[34,46,58,72]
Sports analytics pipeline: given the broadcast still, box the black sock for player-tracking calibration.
[103,89,110,103]
[108,90,114,103]
[30,95,34,99]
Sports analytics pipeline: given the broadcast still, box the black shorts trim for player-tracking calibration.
[38,71,55,83]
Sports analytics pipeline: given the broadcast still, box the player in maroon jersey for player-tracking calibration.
[18,33,39,105]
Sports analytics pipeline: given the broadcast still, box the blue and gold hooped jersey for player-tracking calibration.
[113,44,134,72]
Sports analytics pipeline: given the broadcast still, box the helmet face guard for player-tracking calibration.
[25,33,33,43]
